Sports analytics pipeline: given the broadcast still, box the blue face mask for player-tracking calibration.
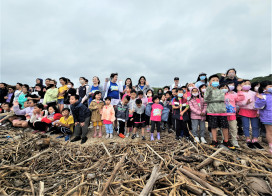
[178,93,183,97]
[222,89,228,94]
[268,88,272,93]
[200,76,206,80]
[211,82,219,87]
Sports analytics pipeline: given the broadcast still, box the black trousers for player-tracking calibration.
[118,121,126,134]
[28,121,49,132]
[49,126,72,135]
[175,119,188,137]
[151,121,161,133]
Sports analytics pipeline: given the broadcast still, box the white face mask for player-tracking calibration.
[147,93,152,97]
[192,93,199,96]
[79,80,85,84]
[222,89,228,94]
[67,85,72,88]
[201,89,206,93]
[188,87,193,91]
[254,86,259,92]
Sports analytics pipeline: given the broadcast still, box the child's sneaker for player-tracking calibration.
[119,133,125,138]
[146,127,150,132]
[105,134,110,139]
[93,130,97,138]
[210,140,219,148]
[157,132,160,140]
[200,137,207,144]
[131,134,136,139]
[125,132,130,137]
[232,140,240,148]
[65,135,71,141]
[142,136,146,140]
[150,133,154,141]
[56,135,65,139]
[247,142,255,149]
[110,134,113,139]
[194,137,200,143]
[252,142,264,150]
[223,141,236,150]
[98,132,102,138]
[136,133,140,138]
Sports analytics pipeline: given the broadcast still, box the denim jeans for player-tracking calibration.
[241,116,259,138]
[105,124,113,134]
[191,119,205,137]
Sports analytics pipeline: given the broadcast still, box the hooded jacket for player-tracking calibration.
[101,104,115,122]
[255,93,272,123]
[188,87,207,121]
[89,99,104,122]
[115,101,129,121]
[70,99,91,122]
[204,86,226,115]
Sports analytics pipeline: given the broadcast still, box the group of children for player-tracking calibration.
[0,69,271,154]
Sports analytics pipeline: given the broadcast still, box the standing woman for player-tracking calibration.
[104,73,123,106]
[195,72,208,88]
[43,80,58,108]
[58,77,68,112]
[87,76,104,105]
[123,78,133,92]
[76,77,90,106]
[135,76,152,95]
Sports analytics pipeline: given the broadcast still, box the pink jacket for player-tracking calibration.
[101,105,116,122]
[225,91,245,114]
[188,88,207,121]
[237,90,257,110]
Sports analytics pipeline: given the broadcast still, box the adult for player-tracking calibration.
[170,77,182,91]
[43,79,58,107]
[76,77,90,106]
[64,81,77,108]
[18,84,30,108]
[195,72,208,88]
[220,68,243,86]
[123,78,133,92]
[135,76,152,94]
[13,83,23,103]
[104,73,123,105]
[44,78,51,91]
[0,83,8,104]
[4,86,15,104]
[87,76,104,104]
[58,77,69,112]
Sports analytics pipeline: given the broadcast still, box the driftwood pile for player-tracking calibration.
[0,129,272,195]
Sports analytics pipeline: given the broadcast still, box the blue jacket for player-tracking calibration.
[71,99,90,122]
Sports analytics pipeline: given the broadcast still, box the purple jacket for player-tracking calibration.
[255,93,272,123]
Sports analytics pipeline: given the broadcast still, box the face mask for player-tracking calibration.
[211,82,219,87]
[158,92,162,95]
[67,85,72,88]
[222,89,228,94]
[164,90,167,93]
[200,76,206,80]
[79,80,85,84]
[267,88,272,93]
[178,93,183,97]
[228,85,235,91]
[188,87,193,91]
[192,93,199,96]
[242,85,251,91]
[254,86,259,92]
[49,84,54,88]
[201,89,206,93]
[147,93,152,97]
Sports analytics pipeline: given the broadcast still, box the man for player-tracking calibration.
[170,77,182,91]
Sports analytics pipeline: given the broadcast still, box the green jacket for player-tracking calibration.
[204,86,226,114]
[43,88,58,105]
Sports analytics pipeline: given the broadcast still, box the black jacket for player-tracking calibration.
[70,99,90,122]
[0,88,8,104]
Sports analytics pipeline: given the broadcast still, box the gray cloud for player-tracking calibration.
[1,0,271,87]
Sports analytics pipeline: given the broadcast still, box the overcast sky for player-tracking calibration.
[1,0,271,87]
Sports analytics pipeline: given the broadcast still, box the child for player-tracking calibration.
[137,91,148,107]
[28,103,44,130]
[150,95,163,141]
[145,89,154,132]
[204,74,235,150]
[172,89,189,140]
[70,95,91,144]
[31,105,62,134]
[165,91,173,133]
[101,97,116,139]
[18,85,30,108]
[199,84,207,96]
[189,87,207,143]
[237,80,263,149]
[255,81,272,154]
[115,96,130,138]
[0,103,14,126]
[220,83,245,147]
[50,108,74,141]
[89,91,104,138]
[131,99,146,140]
[58,77,68,112]
[12,100,35,128]
[126,90,137,137]
[122,86,132,101]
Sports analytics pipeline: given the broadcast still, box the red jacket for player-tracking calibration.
[41,113,62,124]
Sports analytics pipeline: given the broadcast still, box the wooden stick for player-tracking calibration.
[146,144,165,162]
[100,153,127,196]
[120,185,139,195]
[39,181,44,196]
[178,166,226,196]
[6,187,32,193]
[140,165,161,196]
[24,172,35,196]
[101,142,111,157]
[0,165,30,171]
[196,148,224,170]
[63,182,87,196]
[17,148,50,166]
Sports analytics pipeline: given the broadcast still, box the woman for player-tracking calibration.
[43,80,58,107]
[135,76,152,95]
[195,72,208,88]
[87,76,104,105]
[220,68,243,86]
[76,77,90,106]
[58,77,68,112]
[103,73,123,106]
[18,84,30,108]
